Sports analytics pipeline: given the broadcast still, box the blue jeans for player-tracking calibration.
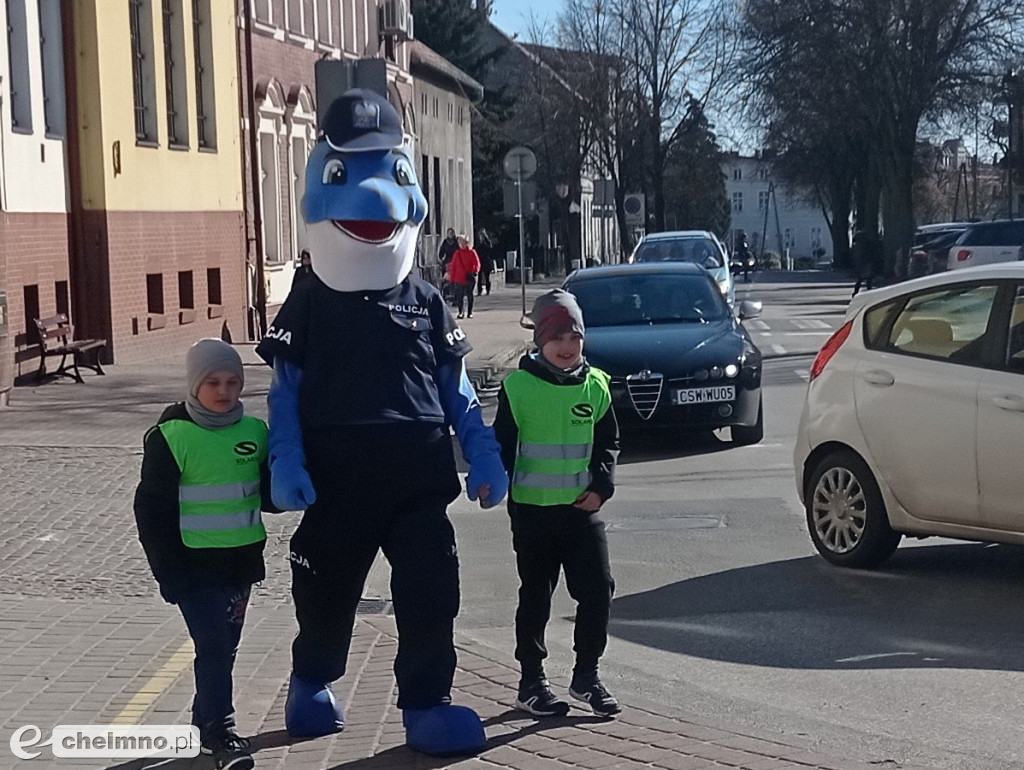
[177,585,251,741]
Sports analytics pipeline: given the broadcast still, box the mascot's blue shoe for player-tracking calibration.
[285,673,345,738]
[402,704,485,756]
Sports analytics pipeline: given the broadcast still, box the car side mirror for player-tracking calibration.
[738,300,762,320]
[520,315,534,330]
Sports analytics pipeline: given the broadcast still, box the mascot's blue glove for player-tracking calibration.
[268,358,317,511]
[437,360,508,508]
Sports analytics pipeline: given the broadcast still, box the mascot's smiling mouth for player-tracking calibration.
[333,220,401,243]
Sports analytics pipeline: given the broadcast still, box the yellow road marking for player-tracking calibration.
[112,639,195,725]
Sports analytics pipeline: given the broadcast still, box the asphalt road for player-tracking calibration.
[444,276,1024,770]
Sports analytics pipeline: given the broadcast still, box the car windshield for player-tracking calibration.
[633,238,723,268]
[567,273,730,327]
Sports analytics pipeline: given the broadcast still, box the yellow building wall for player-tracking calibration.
[74,1,243,213]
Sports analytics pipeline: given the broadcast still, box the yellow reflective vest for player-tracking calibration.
[159,416,269,549]
[503,367,612,506]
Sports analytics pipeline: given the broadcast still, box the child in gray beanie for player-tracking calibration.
[134,338,277,770]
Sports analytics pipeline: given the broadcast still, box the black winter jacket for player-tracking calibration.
[493,353,620,504]
[133,403,276,603]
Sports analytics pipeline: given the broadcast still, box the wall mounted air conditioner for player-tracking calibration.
[379,0,413,41]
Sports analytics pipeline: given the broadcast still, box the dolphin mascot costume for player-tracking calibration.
[256,88,507,756]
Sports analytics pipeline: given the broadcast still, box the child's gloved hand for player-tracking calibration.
[466,451,508,509]
[271,457,317,511]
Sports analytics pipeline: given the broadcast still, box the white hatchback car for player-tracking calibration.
[628,230,735,307]
[794,264,1024,567]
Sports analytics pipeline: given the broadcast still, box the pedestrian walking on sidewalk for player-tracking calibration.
[448,234,481,319]
[475,228,495,296]
[494,289,623,719]
[133,338,278,770]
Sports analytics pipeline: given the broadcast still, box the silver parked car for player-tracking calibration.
[795,264,1024,567]
[627,230,735,307]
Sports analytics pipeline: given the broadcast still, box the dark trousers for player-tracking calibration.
[509,502,615,679]
[290,425,462,709]
[177,585,251,742]
[477,269,491,295]
[454,281,475,315]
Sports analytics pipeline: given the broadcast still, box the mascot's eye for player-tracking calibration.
[322,159,347,185]
[394,158,415,186]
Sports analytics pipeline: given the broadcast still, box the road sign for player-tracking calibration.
[503,146,537,181]
[623,192,645,225]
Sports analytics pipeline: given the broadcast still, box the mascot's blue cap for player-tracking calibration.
[321,88,404,153]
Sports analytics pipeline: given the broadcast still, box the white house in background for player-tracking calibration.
[722,152,833,260]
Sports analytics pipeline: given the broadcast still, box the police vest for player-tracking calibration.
[159,416,269,549]
[504,368,612,506]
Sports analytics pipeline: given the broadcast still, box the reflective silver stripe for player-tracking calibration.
[513,470,591,489]
[518,442,592,461]
[180,508,261,531]
[179,481,261,503]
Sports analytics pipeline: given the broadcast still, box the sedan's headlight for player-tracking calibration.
[724,363,740,378]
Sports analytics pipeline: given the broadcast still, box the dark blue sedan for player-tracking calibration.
[563,263,764,444]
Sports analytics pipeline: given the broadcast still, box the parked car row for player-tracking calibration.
[909,219,1024,277]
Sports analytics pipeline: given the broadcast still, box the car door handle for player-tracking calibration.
[861,370,895,386]
[992,394,1024,412]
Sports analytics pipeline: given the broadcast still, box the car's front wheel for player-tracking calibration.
[805,450,900,568]
[731,396,763,445]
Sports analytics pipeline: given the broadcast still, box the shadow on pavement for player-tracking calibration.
[609,542,1024,671]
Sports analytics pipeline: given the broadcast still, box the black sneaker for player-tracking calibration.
[569,675,621,718]
[201,732,254,770]
[515,678,570,717]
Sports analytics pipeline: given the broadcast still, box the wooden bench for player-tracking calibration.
[33,314,107,383]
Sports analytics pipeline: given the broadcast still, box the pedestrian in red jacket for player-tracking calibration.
[448,235,481,318]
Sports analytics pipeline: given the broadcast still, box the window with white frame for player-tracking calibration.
[731,192,742,213]
[732,168,741,180]
[758,190,769,211]
[39,0,66,137]
[758,167,769,180]
[162,0,189,146]
[253,0,271,24]
[315,0,332,44]
[7,0,32,132]
[286,0,310,36]
[288,92,316,259]
[258,86,285,263]
[129,0,158,142]
[192,0,216,149]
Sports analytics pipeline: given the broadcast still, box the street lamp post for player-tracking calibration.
[1001,69,1022,219]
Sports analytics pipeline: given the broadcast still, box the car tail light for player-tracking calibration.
[809,321,853,381]
[956,249,972,262]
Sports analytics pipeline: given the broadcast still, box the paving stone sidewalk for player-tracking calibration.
[0,274,930,769]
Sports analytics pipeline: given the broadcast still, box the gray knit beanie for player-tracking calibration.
[530,289,585,348]
[184,338,245,428]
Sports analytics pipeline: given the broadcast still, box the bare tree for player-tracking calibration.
[739,0,1024,276]
[558,0,735,244]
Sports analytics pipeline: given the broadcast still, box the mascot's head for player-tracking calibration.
[304,88,428,291]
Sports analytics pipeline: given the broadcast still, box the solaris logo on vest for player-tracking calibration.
[570,403,594,425]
